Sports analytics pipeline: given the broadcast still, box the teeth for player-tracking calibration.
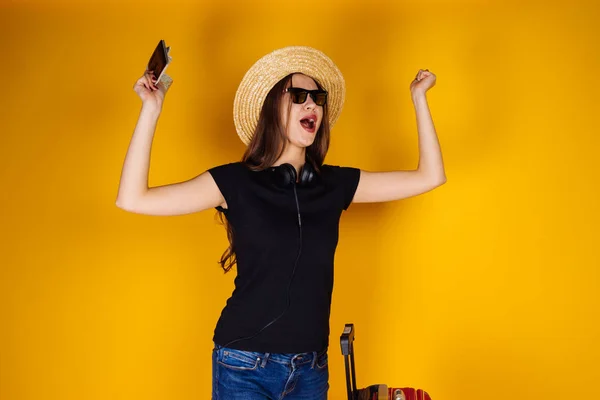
[300,117,317,130]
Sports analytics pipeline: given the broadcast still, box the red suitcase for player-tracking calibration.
[340,324,432,400]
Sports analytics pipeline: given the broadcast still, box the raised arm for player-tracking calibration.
[353,69,446,203]
[115,71,224,216]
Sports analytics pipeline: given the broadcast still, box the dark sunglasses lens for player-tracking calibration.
[313,92,327,106]
[290,90,308,104]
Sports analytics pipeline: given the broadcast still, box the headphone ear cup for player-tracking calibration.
[273,163,297,187]
[299,163,316,186]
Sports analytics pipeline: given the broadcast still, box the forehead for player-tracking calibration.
[290,73,318,89]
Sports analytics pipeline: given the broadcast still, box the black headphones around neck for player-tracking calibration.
[271,162,317,188]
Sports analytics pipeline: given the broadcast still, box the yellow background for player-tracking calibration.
[1,0,599,399]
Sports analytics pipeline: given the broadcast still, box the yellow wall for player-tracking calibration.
[1,0,599,399]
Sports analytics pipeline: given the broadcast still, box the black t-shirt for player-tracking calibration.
[208,162,361,353]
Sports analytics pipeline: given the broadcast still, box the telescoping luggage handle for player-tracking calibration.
[341,324,432,400]
[340,323,358,400]
[340,324,387,400]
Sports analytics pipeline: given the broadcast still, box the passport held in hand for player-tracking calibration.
[147,39,173,90]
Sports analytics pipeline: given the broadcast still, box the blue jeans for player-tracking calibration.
[212,344,329,399]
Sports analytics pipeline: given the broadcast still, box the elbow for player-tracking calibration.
[115,195,139,212]
[418,167,446,187]
[116,187,152,213]
[429,174,446,188]
[421,171,446,187]
[115,196,129,211]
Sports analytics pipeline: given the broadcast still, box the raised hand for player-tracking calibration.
[410,69,436,95]
[133,70,167,112]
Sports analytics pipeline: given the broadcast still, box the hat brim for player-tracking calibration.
[233,46,345,146]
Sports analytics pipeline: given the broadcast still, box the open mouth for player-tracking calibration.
[300,116,317,133]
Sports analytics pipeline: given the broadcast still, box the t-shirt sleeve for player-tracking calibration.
[208,162,242,212]
[330,166,361,210]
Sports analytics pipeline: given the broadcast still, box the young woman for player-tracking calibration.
[116,46,445,399]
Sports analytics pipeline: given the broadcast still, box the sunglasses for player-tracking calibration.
[285,87,328,106]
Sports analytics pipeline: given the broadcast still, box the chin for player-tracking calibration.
[288,131,317,148]
[295,137,316,148]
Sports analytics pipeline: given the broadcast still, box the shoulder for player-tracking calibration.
[320,164,361,210]
[207,162,252,191]
[320,164,361,182]
[207,162,253,210]
[209,161,247,173]
[208,162,251,180]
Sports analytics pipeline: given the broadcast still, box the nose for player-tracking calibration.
[303,94,316,109]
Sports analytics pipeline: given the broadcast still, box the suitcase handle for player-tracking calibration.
[340,323,355,355]
[340,323,358,400]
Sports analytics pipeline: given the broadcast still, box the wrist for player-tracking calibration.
[411,90,427,101]
[411,91,428,106]
[140,103,162,118]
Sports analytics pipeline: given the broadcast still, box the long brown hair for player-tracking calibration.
[217,73,331,273]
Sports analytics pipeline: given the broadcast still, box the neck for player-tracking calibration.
[273,145,306,175]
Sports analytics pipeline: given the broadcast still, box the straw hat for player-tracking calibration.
[233,46,346,145]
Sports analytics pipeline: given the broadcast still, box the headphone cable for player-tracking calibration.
[222,183,302,348]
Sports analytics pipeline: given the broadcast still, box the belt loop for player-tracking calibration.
[311,351,318,369]
[260,353,270,368]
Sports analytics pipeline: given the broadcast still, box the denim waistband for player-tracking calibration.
[214,343,327,369]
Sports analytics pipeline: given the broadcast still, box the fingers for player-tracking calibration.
[145,70,159,91]
[133,79,149,94]
[141,70,159,90]
[415,69,426,81]
[133,73,160,95]
[414,69,433,82]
